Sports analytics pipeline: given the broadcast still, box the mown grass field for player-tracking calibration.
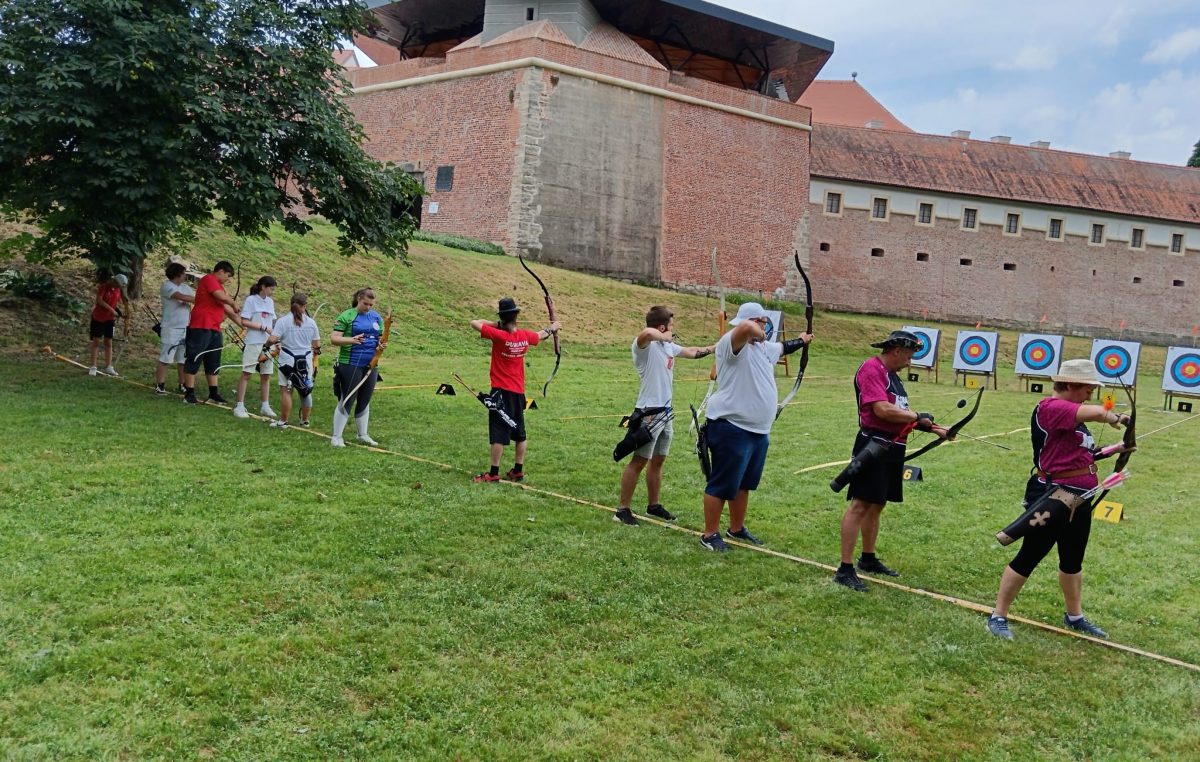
[1,220,1198,759]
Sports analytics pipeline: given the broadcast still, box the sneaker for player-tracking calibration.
[183,392,198,405]
[473,472,501,483]
[103,366,119,376]
[699,532,729,552]
[857,556,900,577]
[833,567,869,592]
[154,384,168,396]
[330,437,346,448]
[208,393,228,404]
[177,385,187,395]
[232,405,250,419]
[726,526,764,546]
[270,419,289,429]
[88,366,98,377]
[504,469,525,482]
[1063,615,1108,639]
[646,504,676,521]
[357,434,379,446]
[613,507,639,526]
[260,405,277,418]
[987,615,1014,640]
[299,419,311,427]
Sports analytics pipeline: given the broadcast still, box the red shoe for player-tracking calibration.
[473,473,501,483]
[504,469,525,482]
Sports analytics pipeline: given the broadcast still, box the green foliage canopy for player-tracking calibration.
[1189,139,1200,168]
[0,0,421,274]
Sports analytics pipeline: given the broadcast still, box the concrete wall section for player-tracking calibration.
[484,0,602,45]
[521,70,664,281]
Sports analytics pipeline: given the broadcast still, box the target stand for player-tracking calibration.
[1018,375,1049,394]
[1161,347,1200,411]
[1163,392,1200,412]
[955,370,998,390]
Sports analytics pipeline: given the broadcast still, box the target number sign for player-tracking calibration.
[1090,339,1141,388]
[1014,334,1063,377]
[1161,346,1200,393]
[952,331,999,373]
[901,325,939,369]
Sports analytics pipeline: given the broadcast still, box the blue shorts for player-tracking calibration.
[704,418,769,501]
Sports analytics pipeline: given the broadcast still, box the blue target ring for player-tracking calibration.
[910,331,933,362]
[1170,353,1200,388]
[762,317,775,340]
[1021,339,1056,371]
[1095,346,1131,379]
[959,336,991,366]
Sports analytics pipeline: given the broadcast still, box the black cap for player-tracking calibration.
[498,297,520,316]
[871,330,923,350]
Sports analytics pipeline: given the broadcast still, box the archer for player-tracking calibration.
[329,288,388,447]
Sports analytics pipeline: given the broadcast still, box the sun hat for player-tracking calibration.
[1051,359,1103,385]
[497,297,520,316]
[114,273,129,288]
[727,302,768,326]
[870,329,923,350]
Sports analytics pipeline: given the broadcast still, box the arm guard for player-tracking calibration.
[781,337,808,356]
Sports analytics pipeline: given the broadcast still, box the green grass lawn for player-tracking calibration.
[1,222,1197,759]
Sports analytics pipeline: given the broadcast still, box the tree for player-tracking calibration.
[1189,140,1200,168]
[0,0,421,281]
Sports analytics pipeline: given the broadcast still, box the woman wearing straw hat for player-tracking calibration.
[985,358,1133,641]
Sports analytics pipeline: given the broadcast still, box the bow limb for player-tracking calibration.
[903,387,984,462]
[519,254,561,397]
[1095,380,1136,504]
[776,252,813,419]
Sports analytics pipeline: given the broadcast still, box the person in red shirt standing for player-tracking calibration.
[182,261,243,405]
[468,297,560,483]
[87,269,129,377]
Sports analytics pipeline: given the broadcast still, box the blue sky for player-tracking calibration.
[725,0,1200,165]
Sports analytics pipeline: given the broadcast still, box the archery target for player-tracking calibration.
[1162,347,1200,393]
[952,331,998,373]
[1014,334,1063,377]
[763,310,783,343]
[1090,339,1140,387]
[901,325,939,369]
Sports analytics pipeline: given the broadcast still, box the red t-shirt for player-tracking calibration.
[855,355,911,438]
[1031,397,1099,490]
[189,273,227,331]
[90,283,122,322]
[480,323,540,394]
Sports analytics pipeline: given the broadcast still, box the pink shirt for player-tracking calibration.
[1031,397,1099,490]
[855,356,911,439]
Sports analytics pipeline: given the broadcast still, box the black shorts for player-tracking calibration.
[183,328,222,376]
[489,388,527,445]
[89,319,115,339]
[845,430,905,505]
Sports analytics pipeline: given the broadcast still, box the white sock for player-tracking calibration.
[356,408,370,438]
[332,405,350,439]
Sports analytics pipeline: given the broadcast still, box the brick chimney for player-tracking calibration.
[990,135,1012,144]
[1031,140,1051,149]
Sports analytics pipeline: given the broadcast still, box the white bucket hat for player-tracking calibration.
[114,273,129,288]
[727,302,768,326]
[1051,359,1103,385]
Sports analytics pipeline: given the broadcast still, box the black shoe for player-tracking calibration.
[183,392,198,405]
[504,468,525,482]
[857,556,900,577]
[987,615,1014,641]
[208,393,228,404]
[613,507,639,526]
[177,385,187,395]
[699,532,728,552]
[154,383,167,396]
[726,526,764,545]
[833,567,868,592]
[1063,614,1108,639]
[646,504,676,521]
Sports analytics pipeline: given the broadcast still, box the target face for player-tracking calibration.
[910,331,933,362]
[1095,345,1132,379]
[902,326,940,369]
[959,336,991,366]
[1021,339,1056,371]
[762,316,775,340]
[1169,352,1200,388]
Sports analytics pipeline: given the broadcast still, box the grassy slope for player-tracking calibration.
[1,220,1197,759]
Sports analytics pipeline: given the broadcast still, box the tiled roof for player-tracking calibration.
[798,80,911,131]
[580,23,664,68]
[811,123,1200,225]
[481,19,576,49]
[352,35,401,66]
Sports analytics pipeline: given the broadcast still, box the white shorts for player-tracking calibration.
[635,413,673,459]
[158,327,187,364]
[241,342,272,374]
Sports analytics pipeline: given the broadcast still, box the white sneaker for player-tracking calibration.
[270,419,289,428]
[260,405,277,418]
[357,434,379,446]
[330,437,346,448]
[88,366,98,376]
[232,405,250,419]
[104,366,119,376]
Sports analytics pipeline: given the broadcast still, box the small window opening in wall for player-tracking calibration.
[1003,262,1016,271]
[872,197,888,219]
[916,252,929,262]
[918,203,933,224]
[1050,266,1056,272]
[1172,233,1185,253]
[870,248,884,257]
[1174,279,1186,287]
[1133,277,1142,284]
[1131,228,1144,248]
[435,165,454,192]
[960,258,972,266]
[1091,223,1105,244]
[526,7,536,21]
[819,242,830,252]
[1005,213,1020,234]
[962,208,977,229]
[1048,218,1063,239]
[825,192,841,214]
[1092,269,1097,277]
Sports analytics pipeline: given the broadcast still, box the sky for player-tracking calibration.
[722,0,1200,165]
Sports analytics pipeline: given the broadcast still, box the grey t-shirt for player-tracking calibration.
[632,337,684,409]
[160,279,194,330]
[705,331,783,434]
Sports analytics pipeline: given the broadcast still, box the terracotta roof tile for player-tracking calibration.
[481,20,576,49]
[580,23,664,68]
[811,123,1200,225]
[798,80,911,131]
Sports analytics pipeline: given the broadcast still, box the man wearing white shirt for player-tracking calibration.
[155,262,195,395]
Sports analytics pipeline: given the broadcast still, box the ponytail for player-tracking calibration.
[249,275,277,296]
[290,293,308,327]
[351,287,376,309]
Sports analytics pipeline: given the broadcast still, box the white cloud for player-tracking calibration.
[996,44,1058,72]
[1142,27,1200,64]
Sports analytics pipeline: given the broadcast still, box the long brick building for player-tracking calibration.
[347,0,833,294]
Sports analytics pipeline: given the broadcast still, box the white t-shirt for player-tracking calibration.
[704,331,783,434]
[271,314,320,360]
[241,294,277,344]
[160,279,195,330]
[632,337,684,409]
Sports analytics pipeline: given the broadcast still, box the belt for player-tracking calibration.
[1036,464,1097,480]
